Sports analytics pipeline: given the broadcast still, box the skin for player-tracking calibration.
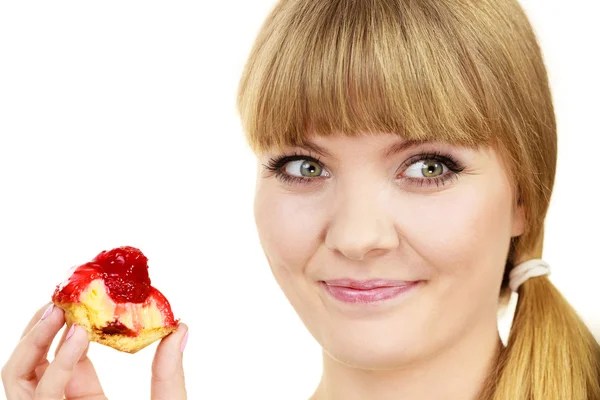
[2,304,188,400]
[254,133,525,400]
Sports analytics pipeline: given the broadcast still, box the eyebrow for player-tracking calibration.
[382,139,431,158]
[294,138,431,158]
[296,141,332,157]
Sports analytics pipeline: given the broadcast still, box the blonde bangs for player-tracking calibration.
[237,0,509,153]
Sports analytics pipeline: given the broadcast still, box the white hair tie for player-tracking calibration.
[509,259,551,292]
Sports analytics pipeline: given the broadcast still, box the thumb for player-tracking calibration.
[151,323,188,400]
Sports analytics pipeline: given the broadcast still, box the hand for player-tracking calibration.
[2,303,188,400]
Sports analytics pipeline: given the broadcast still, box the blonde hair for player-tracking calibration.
[236,0,600,398]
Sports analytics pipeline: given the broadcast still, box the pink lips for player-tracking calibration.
[321,279,419,304]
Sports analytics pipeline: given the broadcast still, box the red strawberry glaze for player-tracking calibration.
[52,246,177,327]
[148,287,177,326]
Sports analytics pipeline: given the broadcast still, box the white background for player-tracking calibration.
[0,1,598,399]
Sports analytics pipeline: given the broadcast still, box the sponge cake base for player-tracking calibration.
[56,301,177,354]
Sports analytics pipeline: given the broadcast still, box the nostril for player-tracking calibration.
[326,231,400,261]
[342,250,365,261]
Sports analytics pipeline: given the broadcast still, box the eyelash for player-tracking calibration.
[263,152,325,185]
[263,151,466,188]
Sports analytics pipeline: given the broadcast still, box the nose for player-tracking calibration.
[324,190,400,261]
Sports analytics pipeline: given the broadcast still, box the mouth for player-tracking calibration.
[320,279,421,304]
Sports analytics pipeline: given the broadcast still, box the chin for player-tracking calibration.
[325,341,425,371]
[317,322,432,370]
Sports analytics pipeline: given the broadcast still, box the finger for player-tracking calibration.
[34,323,70,383]
[151,323,188,400]
[17,303,56,382]
[35,324,89,399]
[2,305,64,383]
[55,324,89,359]
[63,345,105,399]
[34,360,49,384]
[64,358,106,400]
[54,326,106,399]
[20,302,54,339]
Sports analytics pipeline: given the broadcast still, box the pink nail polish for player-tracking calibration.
[180,331,189,352]
[66,324,76,341]
[41,304,54,321]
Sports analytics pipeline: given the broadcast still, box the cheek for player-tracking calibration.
[254,185,325,275]
[396,179,514,285]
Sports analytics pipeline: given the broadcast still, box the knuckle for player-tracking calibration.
[1,363,11,383]
[151,374,174,385]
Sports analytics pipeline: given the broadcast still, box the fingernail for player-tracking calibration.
[41,304,54,321]
[180,330,189,353]
[66,324,76,341]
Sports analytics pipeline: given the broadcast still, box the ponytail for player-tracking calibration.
[489,277,600,399]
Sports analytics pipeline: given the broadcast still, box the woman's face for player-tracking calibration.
[254,133,524,369]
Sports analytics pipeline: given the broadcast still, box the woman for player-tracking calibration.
[237,1,600,398]
[3,0,600,399]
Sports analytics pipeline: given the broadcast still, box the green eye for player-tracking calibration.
[285,160,324,177]
[405,160,446,178]
[421,160,444,177]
